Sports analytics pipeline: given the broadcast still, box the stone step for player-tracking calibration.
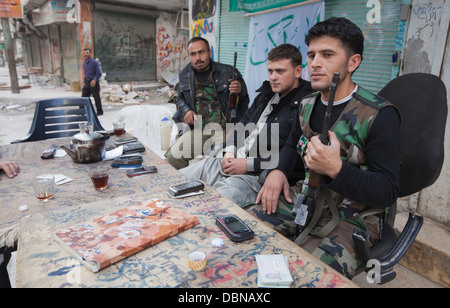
[394,211,450,287]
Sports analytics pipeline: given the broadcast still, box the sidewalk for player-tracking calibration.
[0,64,174,152]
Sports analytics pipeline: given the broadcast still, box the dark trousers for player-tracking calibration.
[0,245,16,288]
[82,79,103,115]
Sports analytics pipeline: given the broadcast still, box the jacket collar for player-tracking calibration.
[257,79,309,107]
[187,59,216,74]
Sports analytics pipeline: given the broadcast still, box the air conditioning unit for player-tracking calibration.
[178,10,189,30]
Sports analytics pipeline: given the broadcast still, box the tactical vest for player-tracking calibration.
[296,87,398,227]
[194,75,226,129]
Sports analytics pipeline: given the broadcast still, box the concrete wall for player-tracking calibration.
[93,9,156,82]
[60,23,78,83]
[155,13,189,81]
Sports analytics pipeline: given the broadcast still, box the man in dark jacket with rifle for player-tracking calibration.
[254,17,401,279]
[166,37,249,169]
[181,44,312,207]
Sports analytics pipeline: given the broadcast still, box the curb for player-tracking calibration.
[394,211,450,287]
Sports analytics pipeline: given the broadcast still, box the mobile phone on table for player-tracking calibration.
[115,137,138,146]
[41,148,56,159]
[126,166,157,177]
[122,142,145,154]
[167,180,204,198]
[111,156,143,168]
[215,214,254,242]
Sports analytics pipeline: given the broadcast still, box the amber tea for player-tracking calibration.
[32,174,55,202]
[89,166,109,190]
[113,122,125,136]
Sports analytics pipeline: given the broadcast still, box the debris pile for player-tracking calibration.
[100,83,175,106]
[98,68,176,106]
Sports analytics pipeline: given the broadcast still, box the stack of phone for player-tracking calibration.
[167,180,205,199]
[111,154,143,168]
[114,137,145,154]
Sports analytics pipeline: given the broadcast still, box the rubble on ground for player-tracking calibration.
[98,71,176,106]
[99,83,175,106]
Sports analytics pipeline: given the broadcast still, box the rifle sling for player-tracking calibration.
[294,186,339,246]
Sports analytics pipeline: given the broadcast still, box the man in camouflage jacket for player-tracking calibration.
[166,37,249,169]
[254,18,401,279]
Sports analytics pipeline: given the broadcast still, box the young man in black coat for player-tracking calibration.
[180,44,312,207]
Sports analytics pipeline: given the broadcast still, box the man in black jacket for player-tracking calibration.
[165,37,249,169]
[180,44,312,207]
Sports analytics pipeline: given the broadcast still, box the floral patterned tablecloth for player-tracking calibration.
[1,137,356,288]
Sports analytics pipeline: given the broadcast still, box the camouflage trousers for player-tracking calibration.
[245,184,381,279]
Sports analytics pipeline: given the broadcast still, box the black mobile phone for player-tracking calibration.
[126,166,157,177]
[115,137,138,146]
[215,214,254,242]
[167,180,204,197]
[111,156,143,168]
[122,142,145,154]
[96,130,113,136]
[41,148,56,159]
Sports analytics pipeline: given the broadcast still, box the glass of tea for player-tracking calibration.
[113,121,125,136]
[89,166,109,190]
[32,174,55,202]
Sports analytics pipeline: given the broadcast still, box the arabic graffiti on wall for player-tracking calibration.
[94,10,156,81]
[156,16,189,74]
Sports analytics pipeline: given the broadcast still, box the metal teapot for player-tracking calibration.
[61,125,109,163]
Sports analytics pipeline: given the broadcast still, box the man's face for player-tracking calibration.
[306,35,357,92]
[268,59,302,96]
[188,40,211,72]
[82,49,91,60]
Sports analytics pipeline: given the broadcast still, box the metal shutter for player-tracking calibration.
[325,0,403,93]
[218,0,250,75]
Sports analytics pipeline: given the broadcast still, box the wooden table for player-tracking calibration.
[0,135,186,234]
[0,136,357,288]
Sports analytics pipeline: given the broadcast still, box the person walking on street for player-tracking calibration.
[82,48,103,116]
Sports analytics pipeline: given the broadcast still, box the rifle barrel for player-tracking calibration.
[320,72,340,145]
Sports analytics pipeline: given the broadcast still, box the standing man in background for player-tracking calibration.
[82,48,103,116]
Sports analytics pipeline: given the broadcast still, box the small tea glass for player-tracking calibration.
[113,122,125,136]
[79,122,93,134]
[32,174,55,202]
[89,166,109,190]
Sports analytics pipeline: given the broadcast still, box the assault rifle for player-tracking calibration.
[228,52,239,122]
[292,72,340,240]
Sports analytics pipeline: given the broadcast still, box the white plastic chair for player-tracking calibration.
[118,104,177,158]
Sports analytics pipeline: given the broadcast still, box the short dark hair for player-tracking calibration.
[83,48,91,52]
[305,17,364,61]
[267,44,302,68]
[187,37,210,52]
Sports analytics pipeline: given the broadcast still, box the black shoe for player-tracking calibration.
[97,112,103,116]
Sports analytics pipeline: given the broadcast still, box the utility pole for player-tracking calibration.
[1,18,19,93]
